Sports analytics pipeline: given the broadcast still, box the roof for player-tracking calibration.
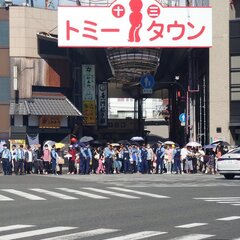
[10,96,82,117]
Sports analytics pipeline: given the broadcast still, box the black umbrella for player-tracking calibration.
[211,140,230,146]
[91,140,104,146]
[118,140,131,145]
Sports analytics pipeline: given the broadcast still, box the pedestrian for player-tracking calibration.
[42,144,51,174]
[122,145,131,174]
[103,143,114,174]
[25,146,33,174]
[33,144,43,174]
[56,148,64,175]
[80,143,92,174]
[155,142,164,174]
[146,144,154,174]
[11,144,17,175]
[51,145,58,175]
[140,144,148,174]
[180,145,188,173]
[68,145,77,174]
[15,144,25,175]
[164,145,173,174]
[1,144,11,175]
[92,147,100,174]
[173,146,182,174]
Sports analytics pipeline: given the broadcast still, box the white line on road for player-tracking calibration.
[216,216,240,221]
[169,234,215,240]
[0,194,14,201]
[108,187,171,198]
[40,228,120,240]
[232,204,240,206]
[30,188,78,200]
[218,202,240,204]
[82,188,140,199]
[194,197,240,200]
[1,189,46,200]
[175,223,208,228]
[56,188,109,199]
[0,225,34,232]
[0,226,77,240]
[102,231,167,240]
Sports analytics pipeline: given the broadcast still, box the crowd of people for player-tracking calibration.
[0,140,228,176]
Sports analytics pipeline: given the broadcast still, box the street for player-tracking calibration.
[0,174,239,240]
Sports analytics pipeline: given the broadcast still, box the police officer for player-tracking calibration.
[15,144,25,175]
[140,144,148,174]
[103,143,114,174]
[1,144,11,175]
[155,141,165,174]
[122,145,131,174]
[80,143,92,174]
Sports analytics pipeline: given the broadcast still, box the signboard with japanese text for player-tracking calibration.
[98,83,108,127]
[82,65,96,101]
[58,0,212,48]
[82,65,96,125]
[82,100,97,125]
[39,116,62,128]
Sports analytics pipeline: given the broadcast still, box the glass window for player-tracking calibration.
[0,77,10,102]
[231,56,240,69]
[0,21,9,47]
[231,72,240,85]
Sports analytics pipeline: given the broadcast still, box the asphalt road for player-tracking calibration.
[0,174,239,240]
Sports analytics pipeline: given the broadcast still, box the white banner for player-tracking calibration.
[82,65,96,101]
[58,0,212,47]
[27,134,39,146]
[98,83,108,126]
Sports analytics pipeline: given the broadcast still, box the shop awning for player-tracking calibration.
[10,96,82,117]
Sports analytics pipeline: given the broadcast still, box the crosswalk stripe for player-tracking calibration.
[216,216,240,221]
[218,202,240,204]
[102,231,167,240]
[205,199,240,202]
[82,188,140,199]
[232,204,240,206]
[169,234,215,240]
[1,189,46,201]
[0,194,14,201]
[108,187,170,198]
[40,228,120,240]
[0,225,34,232]
[56,188,109,199]
[194,197,240,200]
[0,226,77,240]
[30,188,78,200]
[175,223,208,228]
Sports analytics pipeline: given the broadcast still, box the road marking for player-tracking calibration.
[0,226,77,240]
[1,189,46,201]
[56,188,109,199]
[218,202,240,204]
[108,187,171,198]
[175,223,208,228]
[194,197,240,200]
[0,225,34,232]
[82,188,140,199]
[232,204,240,206]
[169,234,215,240]
[216,216,240,221]
[30,188,78,200]
[102,231,167,240]
[0,194,14,201]
[40,228,119,240]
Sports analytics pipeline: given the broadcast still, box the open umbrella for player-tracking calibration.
[118,140,131,145]
[211,140,230,146]
[186,141,202,147]
[163,141,175,145]
[204,144,216,149]
[74,142,86,148]
[111,143,120,147]
[43,140,56,148]
[130,136,144,141]
[79,136,94,143]
[55,143,65,149]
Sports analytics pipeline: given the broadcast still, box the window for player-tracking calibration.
[0,21,9,47]
[0,77,10,102]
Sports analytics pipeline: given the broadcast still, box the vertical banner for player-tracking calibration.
[98,83,108,126]
[82,65,96,125]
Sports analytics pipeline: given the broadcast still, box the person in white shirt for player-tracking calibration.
[180,146,188,173]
